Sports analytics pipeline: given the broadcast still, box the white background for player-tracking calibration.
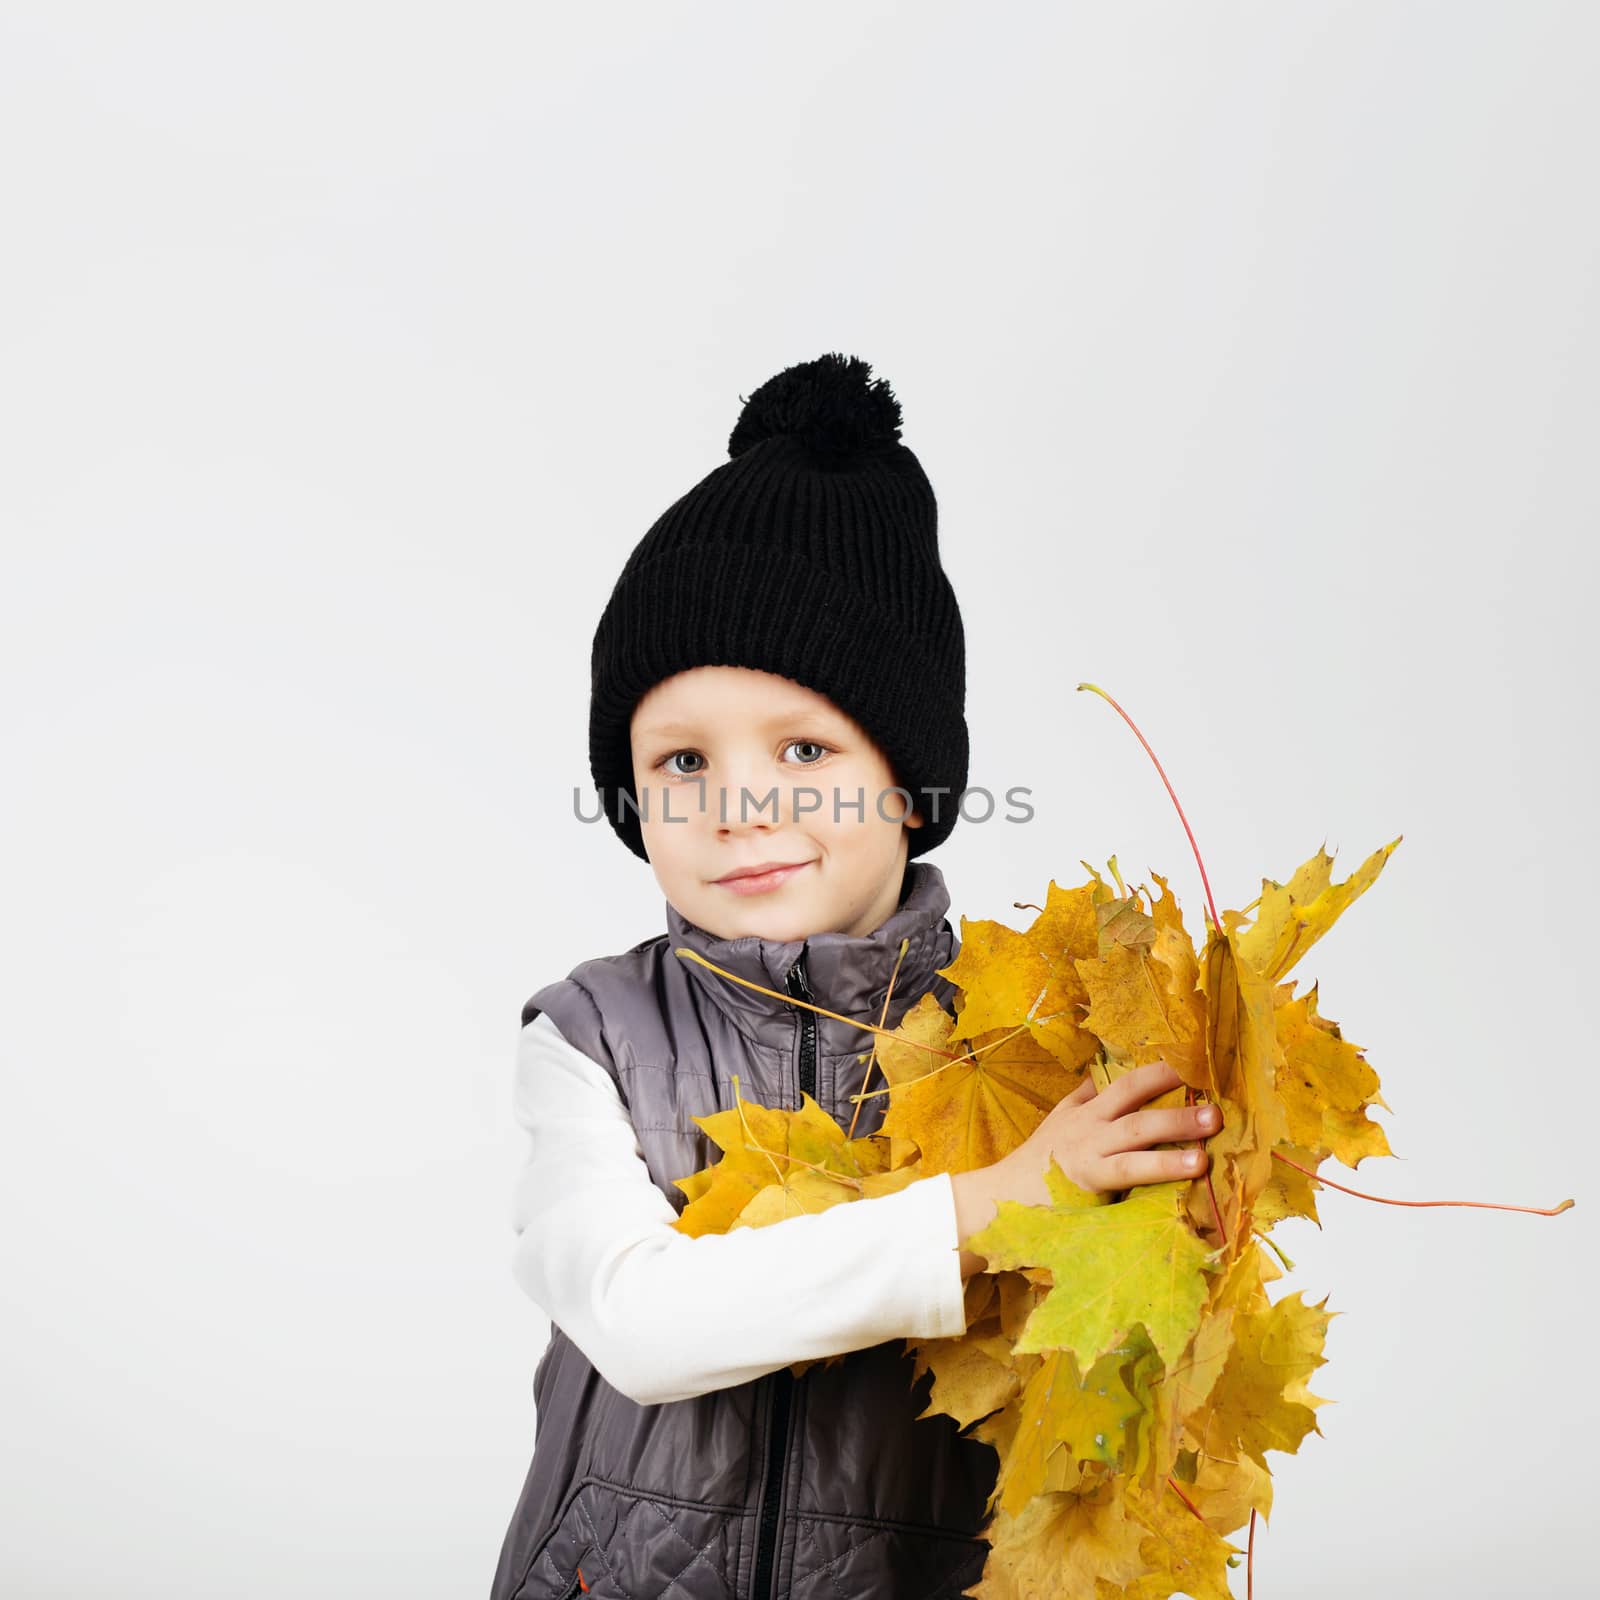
[3,4,1595,1596]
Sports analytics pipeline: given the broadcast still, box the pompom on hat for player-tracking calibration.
[587,351,968,861]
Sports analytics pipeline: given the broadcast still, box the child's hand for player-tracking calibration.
[1000,1059,1219,1205]
[949,1061,1221,1279]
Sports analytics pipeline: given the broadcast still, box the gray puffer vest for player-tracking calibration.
[490,859,997,1599]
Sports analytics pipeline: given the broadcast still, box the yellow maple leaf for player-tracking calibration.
[732,1167,856,1227]
[941,877,1104,1072]
[911,1328,1018,1432]
[907,1274,1021,1429]
[1146,873,1211,1081]
[671,1089,883,1236]
[1275,982,1392,1169]
[1189,927,1293,1240]
[1074,874,1213,1083]
[970,1479,1150,1600]
[1234,837,1401,984]
[1076,945,1184,1070]
[877,995,1083,1174]
[1105,1475,1246,1600]
[1196,1287,1336,1471]
[1179,1444,1274,1539]
[1251,1139,1326,1229]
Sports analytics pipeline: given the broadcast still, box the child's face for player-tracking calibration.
[629,666,925,942]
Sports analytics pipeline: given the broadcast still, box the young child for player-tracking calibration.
[490,353,1216,1600]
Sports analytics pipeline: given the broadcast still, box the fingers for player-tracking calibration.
[1082,1058,1183,1120]
[1099,1101,1221,1155]
[1098,1145,1210,1189]
[1022,1064,1219,1200]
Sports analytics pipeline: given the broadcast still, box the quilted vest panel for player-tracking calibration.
[489,861,998,1599]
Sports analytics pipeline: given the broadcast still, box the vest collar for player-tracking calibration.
[663,860,957,1055]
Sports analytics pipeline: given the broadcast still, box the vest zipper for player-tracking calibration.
[749,949,816,1600]
[790,950,817,1099]
[750,1367,793,1600]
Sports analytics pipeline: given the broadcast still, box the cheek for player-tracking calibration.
[820,765,902,834]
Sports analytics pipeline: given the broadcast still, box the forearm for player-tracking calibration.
[515,1173,969,1403]
[949,1156,1020,1281]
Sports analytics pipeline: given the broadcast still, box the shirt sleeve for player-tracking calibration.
[509,1010,970,1406]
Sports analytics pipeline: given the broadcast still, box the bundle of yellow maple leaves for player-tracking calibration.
[671,839,1402,1599]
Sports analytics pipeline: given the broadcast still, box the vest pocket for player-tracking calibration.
[530,1537,612,1600]
[516,1479,626,1599]
[515,1478,633,1600]
[790,1512,990,1600]
[555,1548,592,1599]
[518,1472,743,1598]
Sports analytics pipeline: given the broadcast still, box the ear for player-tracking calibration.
[903,805,925,830]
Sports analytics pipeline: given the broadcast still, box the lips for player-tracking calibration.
[716,860,810,883]
[713,860,815,895]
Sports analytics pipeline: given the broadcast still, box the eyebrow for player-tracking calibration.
[637,708,842,738]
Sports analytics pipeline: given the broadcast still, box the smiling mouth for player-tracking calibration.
[713,861,814,894]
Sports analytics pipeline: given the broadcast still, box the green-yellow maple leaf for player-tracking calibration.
[967,1170,1220,1372]
[993,1344,1146,1518]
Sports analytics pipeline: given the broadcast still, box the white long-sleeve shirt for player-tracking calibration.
[509,1010,970,1406]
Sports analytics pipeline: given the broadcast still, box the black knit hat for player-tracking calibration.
[588,352,968,861]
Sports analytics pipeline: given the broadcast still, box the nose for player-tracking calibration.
[715,780,779,832]
[712,753,792,832]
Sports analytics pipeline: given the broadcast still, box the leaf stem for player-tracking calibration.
[735,1143,867,1192]
[1076,682,1222,932]
[1248,1508,1256,1600]
[1270,1151,1574,1215]
[674,947,963,1064]
[1203,1169,1229,1250]
[846,1020,1039,1105]
[847,937,909,1140]
[1165,1475,1206,1523]
[729,1074,786,1189]
[1253,1229,1295,1272]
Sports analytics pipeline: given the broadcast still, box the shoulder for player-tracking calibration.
[520,930,670,1027]
[515,1012,632,1119]
[519,932,679,1115]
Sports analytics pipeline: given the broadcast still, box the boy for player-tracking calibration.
[490,354,1212,1599]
